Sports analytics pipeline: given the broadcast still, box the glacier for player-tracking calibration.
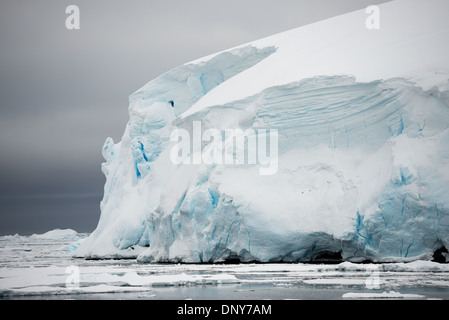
[76,0,449,263]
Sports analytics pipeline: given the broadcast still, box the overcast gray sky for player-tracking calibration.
[0,0,389,235]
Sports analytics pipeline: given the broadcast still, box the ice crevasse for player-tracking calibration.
[76,0,449,263]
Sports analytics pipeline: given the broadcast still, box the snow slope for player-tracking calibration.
[76,0,449,263]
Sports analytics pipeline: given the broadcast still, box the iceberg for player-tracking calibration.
[31,229,79,240]
[76,0,449,263]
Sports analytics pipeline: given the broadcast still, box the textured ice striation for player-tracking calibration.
[76,0,449,263]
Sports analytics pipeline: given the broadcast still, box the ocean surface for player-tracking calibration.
[1,231,449,300]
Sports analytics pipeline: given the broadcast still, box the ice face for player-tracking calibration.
[76,0,449,263]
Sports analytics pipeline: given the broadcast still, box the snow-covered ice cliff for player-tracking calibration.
[76,0,449,263]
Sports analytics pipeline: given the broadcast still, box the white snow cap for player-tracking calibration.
[183,0,449,118]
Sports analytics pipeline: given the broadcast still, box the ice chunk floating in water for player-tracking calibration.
[3,233,449,299]
[76,0,449,263]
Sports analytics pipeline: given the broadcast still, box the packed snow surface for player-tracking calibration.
[77,0,449,263]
